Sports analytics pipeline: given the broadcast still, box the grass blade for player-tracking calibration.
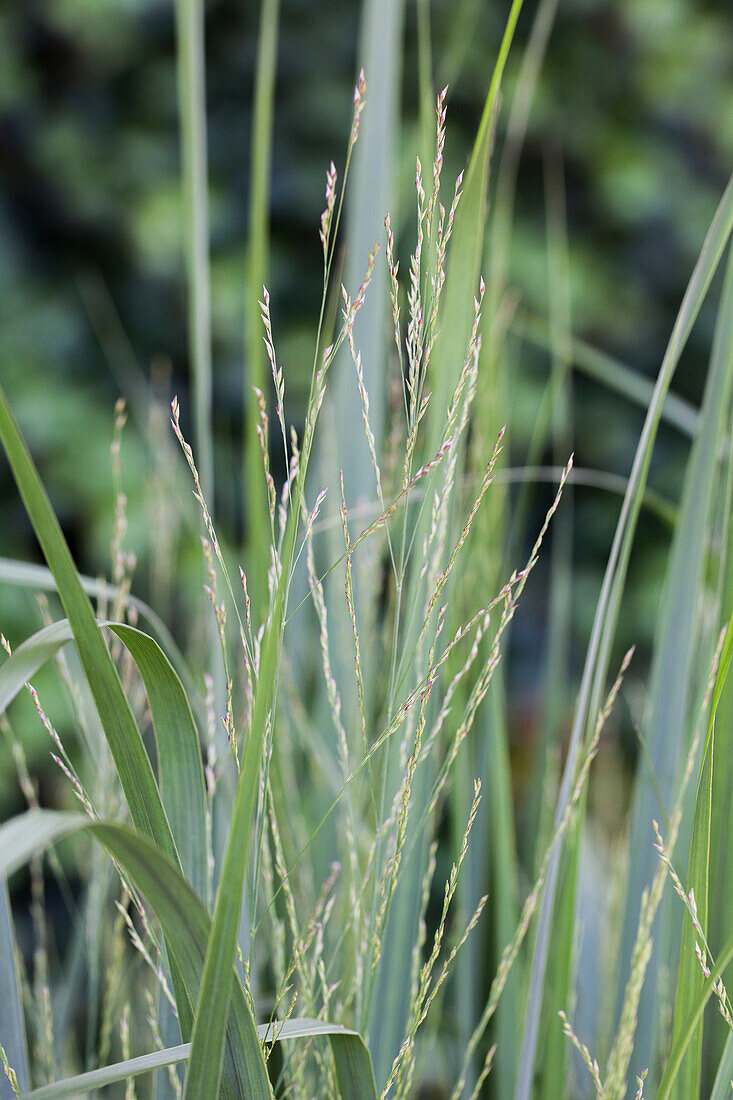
[330,0,403,509]
[109,624,208,901]
[0,810,271,1099]
[427,0,524,449]
[510,311,699,440]
[0,385,178,863]
[19,1022,376,1100]
[707,430,733,1088]
[656,930,733,1100]
[22,1046,191,1100]
[0,619,207,900]
[244,0,279,610]
[0,878,29,1099]
[616,241,733,1085]
[514,171,733,1100]
[0,556,198,711]
[669,617,733,1097]
[710,1030,733,1100]
[174,0,213,506]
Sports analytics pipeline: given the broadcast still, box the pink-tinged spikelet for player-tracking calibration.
[350,68,367,147]
[319,160,338,258]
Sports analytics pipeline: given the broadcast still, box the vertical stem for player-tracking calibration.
[245,0,280,612]
[175,0,214,508]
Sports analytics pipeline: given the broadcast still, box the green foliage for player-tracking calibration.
[1,3,733,1099]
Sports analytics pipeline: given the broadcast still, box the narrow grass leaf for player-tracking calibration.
[0,878,29,1098]
[174,0,213,505]
[708,430,733,1086]
[244,0,279,610]
[656,931,733,1100]
[330,0,403,508]
[709,1030,733,1100]
[618,241,733,1084]
[514,171,733,1100]
[427,0,524,448]
[511,311,699,440]
[670,616,733,1098]
[109,623,208,900]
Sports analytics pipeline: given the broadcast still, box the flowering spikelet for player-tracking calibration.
[350,68,367,148]
[339,472,369,759]
[385,213,401,368]
[634,1070,648,1099]
[605,627,727,1096]
[319,160,338,259]
[558,1010,605,1097]
[252,385,276,526]
[115,894,175,1009]
[258,286,287,450]
[145,989,182,1098]
[171,396,220,555]
[0,1043,19,1098]
[2,628,95,814]
[346,312,385,507]
[653,823,733,1031]
[384,781,486,1099]
[428,86,448,219]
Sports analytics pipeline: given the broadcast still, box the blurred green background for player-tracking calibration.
[0,0,732,818]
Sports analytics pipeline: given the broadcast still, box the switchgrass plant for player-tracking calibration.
[1,2,733,1098]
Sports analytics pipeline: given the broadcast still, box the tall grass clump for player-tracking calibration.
[1,2,733,1098]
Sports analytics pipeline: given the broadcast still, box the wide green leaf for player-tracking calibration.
[109,623,208,901]
[0,384,178,863]
[1,809,377,1100]
[0,618,208,900]
[0,810,271,1099]
[0,556,199,712]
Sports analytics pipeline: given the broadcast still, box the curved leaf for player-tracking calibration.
[0,385,178,863]
[0,810,271,1099]
[1,810,376,1100]
[20,1020,376,1100]
[0,556,200,716]
[0,619,207,900]
[108,623,208,900]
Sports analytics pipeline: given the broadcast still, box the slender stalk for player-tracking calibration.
[174,0,214,508]
[245,0,280,611]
